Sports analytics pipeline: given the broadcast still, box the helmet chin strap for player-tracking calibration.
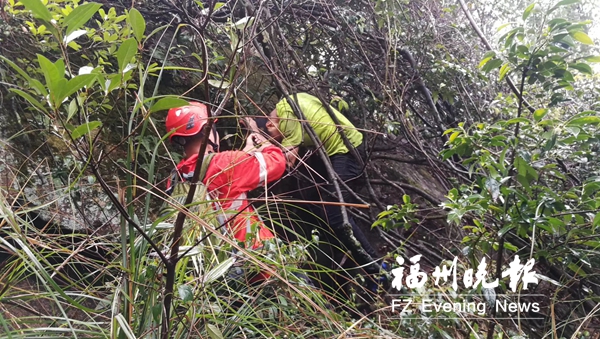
[208,125,219,152]
[207,140,219,152]
[175,125,219,152]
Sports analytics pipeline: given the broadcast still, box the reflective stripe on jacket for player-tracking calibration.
[168,145,286,249]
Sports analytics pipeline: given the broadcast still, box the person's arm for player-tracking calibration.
[242,107,303,168]
[256,145,287,186]
[242,132,270,153]
[241,116,261,134]
[283,145,299,168]
[217,145,286,193]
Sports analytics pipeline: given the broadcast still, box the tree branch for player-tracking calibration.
[457,0,535,114]
[253,31,381,275]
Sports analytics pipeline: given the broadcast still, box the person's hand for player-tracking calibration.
[240,116,259,133]
[251,132,268,145]
[243,133,270,153]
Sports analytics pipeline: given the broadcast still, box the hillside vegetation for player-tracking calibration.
[0,0,599,338]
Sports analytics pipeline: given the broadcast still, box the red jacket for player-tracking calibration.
[168,145,286,249]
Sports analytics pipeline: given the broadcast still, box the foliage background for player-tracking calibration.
[0,0,599,338]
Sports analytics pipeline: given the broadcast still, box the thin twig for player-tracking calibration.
[456,0,535,114]
[246,198,370,209]
[253,31,381,274]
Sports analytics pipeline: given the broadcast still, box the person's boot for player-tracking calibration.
[365,261,392,293]
[292,271,316,287]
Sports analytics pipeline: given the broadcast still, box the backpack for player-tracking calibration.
[159,152,282,286]
[159,153,220,245]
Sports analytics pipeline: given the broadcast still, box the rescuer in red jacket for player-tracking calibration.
[164,102,286,281]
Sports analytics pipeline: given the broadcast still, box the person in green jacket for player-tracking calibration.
[243,93,385,290]
[262,93,364,166]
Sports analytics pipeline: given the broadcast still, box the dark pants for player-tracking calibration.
[301,144,379,274]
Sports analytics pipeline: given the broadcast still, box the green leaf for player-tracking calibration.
[570,110,597,119]
[504,29,522,48]
[537,220,558,234]
[564,126,580,137]
[483,51,497,59]
[213,2,225,11]
[52,79,68,107]
[67,99,78,122]
[149,97,189,113]
[553,68,574,82]
[479,56,493,69]
[569,63,593,75]
[549,0,580,13]
[64,3,102,36]
[9,89,49,113]
[37,54,61,90]
[567,262,587,277]
[70,121,102,139]
[20,0,53,21]
[59,74,97,101]
[448,131,461,142]
[498,63,511,81]
[583,180,600,198]
[54,58,65,78]
[533,108,548,122]
[482,59,503,73]
[584,56,600,62]
[114,314,137,339]
[553,33,575,47]
[570,31,594,45]
[117,38,138,73]
[478,56,492,68]
[128,8,146,42]
[496,23,511,32]
[207,324,224,339]
[503,241,518,252]
[440,148,455,161]
[337,99,349,112]
[523,3,535,20]
[548,18,568,29]
[567,116,600,126]
[555,0,580,5]
[36,55,64,106]
[106,73,122,93]
[593,213,600,228]
[178,284,193,302]
[506,117,530,125]
[514,156,538,188]
[151,304,162,323]
[434,326,454,339]
[203,257,235,284]
[543,131,557,151]
[207,79,231,88]
[546,217,566,232]
[402,194,411,204]
[0,55,33,82]
[19,72,48,96]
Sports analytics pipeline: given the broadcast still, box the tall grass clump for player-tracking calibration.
[0,1,395,338]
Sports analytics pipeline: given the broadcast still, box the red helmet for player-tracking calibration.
[165,102,209,141]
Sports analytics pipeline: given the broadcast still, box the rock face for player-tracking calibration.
[0,139,118,233]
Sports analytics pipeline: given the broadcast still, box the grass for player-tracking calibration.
[0,162,401,338]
